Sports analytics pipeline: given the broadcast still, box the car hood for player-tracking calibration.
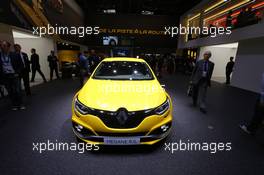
[78,78,167,111]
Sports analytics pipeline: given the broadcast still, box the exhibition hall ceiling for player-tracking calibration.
[76,0,202,16]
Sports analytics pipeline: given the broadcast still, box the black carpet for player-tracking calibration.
[0,75,263,175]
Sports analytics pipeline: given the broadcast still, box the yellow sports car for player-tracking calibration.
[72,58,173,145]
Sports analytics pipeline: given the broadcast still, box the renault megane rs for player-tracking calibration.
[72,57,173,145]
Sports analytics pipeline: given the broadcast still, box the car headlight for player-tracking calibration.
[74,97,93,115]
[155,98,170,115]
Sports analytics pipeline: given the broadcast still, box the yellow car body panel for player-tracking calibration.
[78,79,167,111]
[71,57,173,145]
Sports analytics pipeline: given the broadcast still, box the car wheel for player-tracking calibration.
[109,40,116,46]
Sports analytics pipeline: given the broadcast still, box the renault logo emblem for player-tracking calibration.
[116,108,128,125]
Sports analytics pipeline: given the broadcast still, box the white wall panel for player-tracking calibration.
[13,30,55,81]
[199,43,238,83]
[232,38,264,93]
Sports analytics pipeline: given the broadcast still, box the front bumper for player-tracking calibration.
[72,109,173,145]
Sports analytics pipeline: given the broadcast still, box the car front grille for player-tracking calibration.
[89,108,155,129]
[96,132,147,136]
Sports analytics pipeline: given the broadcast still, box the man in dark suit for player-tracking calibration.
[89,49,100,73]
[30,48,47,83]
[225,57,235,85]
[14,44,31,96]
[190,51,215,113]
[0,41,25,110]
[47,50,60,81]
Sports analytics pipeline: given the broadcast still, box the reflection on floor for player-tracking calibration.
[212,76,226,83]
[29,78,47,87]
[0,74,263,175]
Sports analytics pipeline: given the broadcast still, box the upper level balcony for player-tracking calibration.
[178,0,264,48]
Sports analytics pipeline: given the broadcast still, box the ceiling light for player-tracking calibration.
[103,9,116,14]
[204,0,251,22]
[188,13,201,22]
[204,0,228,13]
[141,10,154,15]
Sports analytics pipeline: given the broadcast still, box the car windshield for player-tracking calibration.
[92,61,154,80]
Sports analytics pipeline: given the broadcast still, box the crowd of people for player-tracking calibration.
[142,51,263,134]
[141,53,196,78]
[187,51,263,135]
[0,39,104,110]
[0,41,263,135]
[187,51,264,135]
[77,49,101,86]
[141,53,236,87]
[0,40,61,110]
[140,52,237,114]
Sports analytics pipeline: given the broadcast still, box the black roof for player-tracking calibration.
[76,0,201,16]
